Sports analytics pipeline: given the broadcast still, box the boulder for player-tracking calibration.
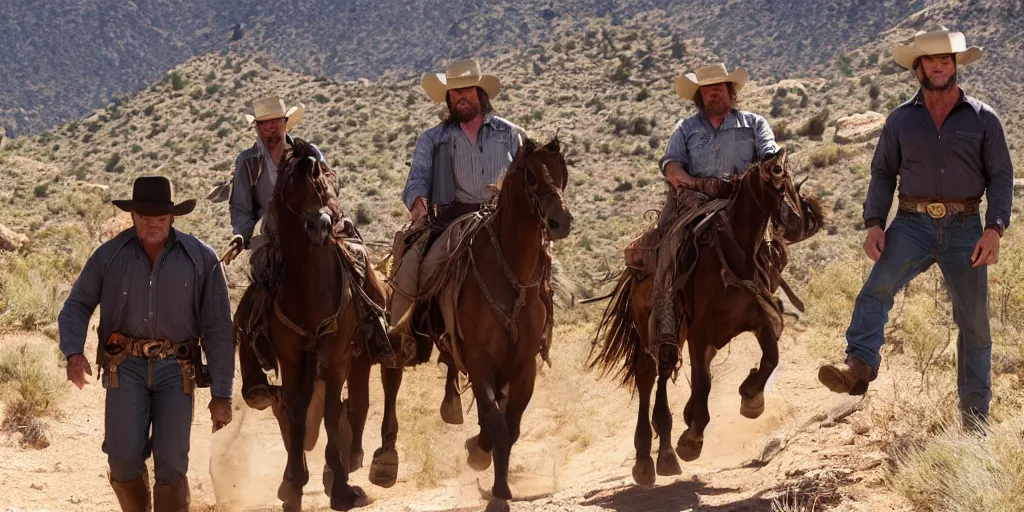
[834,111,886,144]
[0,223,28,252]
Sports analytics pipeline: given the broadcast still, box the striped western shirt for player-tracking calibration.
[57,228,235,398]
[402,113,525,210]
[660,109,778,178]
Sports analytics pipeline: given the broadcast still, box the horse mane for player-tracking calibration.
[273,137,343,227]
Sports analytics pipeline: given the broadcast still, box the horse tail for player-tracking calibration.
[588,270,645,388]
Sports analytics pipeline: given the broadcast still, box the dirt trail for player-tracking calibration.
[0,321,901,512]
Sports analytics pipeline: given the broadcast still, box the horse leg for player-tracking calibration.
[653,338,683,476]
[465,384,495,472]
[324,370,366,510]
[677,342,715,462]
[369,365,402,488]
[345,352,371,472]
[440,351,464,424]
[631,349,657,487]
[739,324,779,419]
[467,370,511,511]
[276,357,314,512]
[487,363,536,512]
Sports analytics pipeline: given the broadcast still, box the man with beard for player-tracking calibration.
[636,63,778,351]
[390,59,526,421]
[817,30,1013,430]
[228,96,325,409]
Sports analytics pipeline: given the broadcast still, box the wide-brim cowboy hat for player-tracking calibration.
[112,176,195,216]
[422,59,502,103]
[893,30,983,70]
[674,63,750,102]
[244,96,304,131]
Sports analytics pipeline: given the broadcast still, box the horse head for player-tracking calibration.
[507,136,573,240]
[272,139,340,247]
[758,150,825,244]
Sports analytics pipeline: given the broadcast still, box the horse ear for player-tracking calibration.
[522,135,537,154]
[306,156,320,178]
[545,134,561,152]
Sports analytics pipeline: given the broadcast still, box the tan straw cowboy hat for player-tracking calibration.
[244,96,304,131]
[112,176,195,216]
[893,30,982,70]
[674,63,750,102]
[422,59,502,103]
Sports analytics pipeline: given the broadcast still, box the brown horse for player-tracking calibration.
[396,136,572,512]
[264,140,391,511]
[589,150,821,487]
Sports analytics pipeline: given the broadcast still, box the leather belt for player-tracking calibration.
[898,198,979,219]
[106,332,197,360]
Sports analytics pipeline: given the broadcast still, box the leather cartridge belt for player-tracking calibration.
[898,197,980,219]
[106,332,197,360]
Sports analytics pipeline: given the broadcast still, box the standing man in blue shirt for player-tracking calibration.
[59,176,234,511]
[642,63,778,349]
[818,31,1013,429]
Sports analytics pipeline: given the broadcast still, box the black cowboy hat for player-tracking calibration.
[112,176,196,216]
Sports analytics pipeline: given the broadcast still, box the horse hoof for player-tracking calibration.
[440,394,464,425]
[324,465,334,498]
[485,497,511,512]
[330,485,367,511]
[465,436,492,471]
[369,447,399,488]
[242,384,279,411]
[676,431,704,462]
[350,449,365,472]
[740,392,765,419]
[631,456,656,487]
[278,482,302,510]
[656,448,682,476]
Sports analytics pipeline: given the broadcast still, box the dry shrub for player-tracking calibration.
[0,340,66,448]
[889,412,1024,512]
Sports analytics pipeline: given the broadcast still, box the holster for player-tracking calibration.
[101,342,130,389]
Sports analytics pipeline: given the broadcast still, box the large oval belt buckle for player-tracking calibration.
[926,203,947,219]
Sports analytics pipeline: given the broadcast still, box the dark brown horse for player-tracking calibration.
[589,150,821,487]
[264,140,393,511]
[396,137,572,512]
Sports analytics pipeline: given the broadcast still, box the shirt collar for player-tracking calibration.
[699,108,740,130]
[909,87,967,108]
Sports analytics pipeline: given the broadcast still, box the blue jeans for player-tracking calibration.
[103,356,194,484]
[845,211,992,415]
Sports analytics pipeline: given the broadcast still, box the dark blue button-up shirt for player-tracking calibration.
[57,228,234,398]
[864,89,1014,230]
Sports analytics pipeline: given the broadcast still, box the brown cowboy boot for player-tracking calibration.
[109,469,152,512]
[650,289,679,347]
[153,477,189,512]
[817,356,873,395]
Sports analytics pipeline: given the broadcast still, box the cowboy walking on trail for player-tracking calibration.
[817,30,1014,430]
[58,176,234,512]
[635,63,778,349]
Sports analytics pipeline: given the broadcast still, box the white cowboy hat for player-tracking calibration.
[421,59,502,103]
[244,96,304,131]
[674,63,750,102]
[893,30,983,70]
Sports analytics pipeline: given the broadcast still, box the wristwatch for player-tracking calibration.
[985,219,1004,237]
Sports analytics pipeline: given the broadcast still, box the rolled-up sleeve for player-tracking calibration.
[402,130,436,210]
[200,256,234,399]
[659,120,690,174]
[229,154,258,243]
[754,114,779,159]
[58,251,103,359]
[980,109,1014,230]
[863,115,901,228]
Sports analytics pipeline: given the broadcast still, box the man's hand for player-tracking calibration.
[410,197,429,227]
[66,354,93,390]
[863,226,886,262]
[487,183,500,197]
[664,162,696,192]
[229,234,244,252]
[971,229,1001,268]
[209,397,233,433]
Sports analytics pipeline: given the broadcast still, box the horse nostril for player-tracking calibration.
[548,218,560,231]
